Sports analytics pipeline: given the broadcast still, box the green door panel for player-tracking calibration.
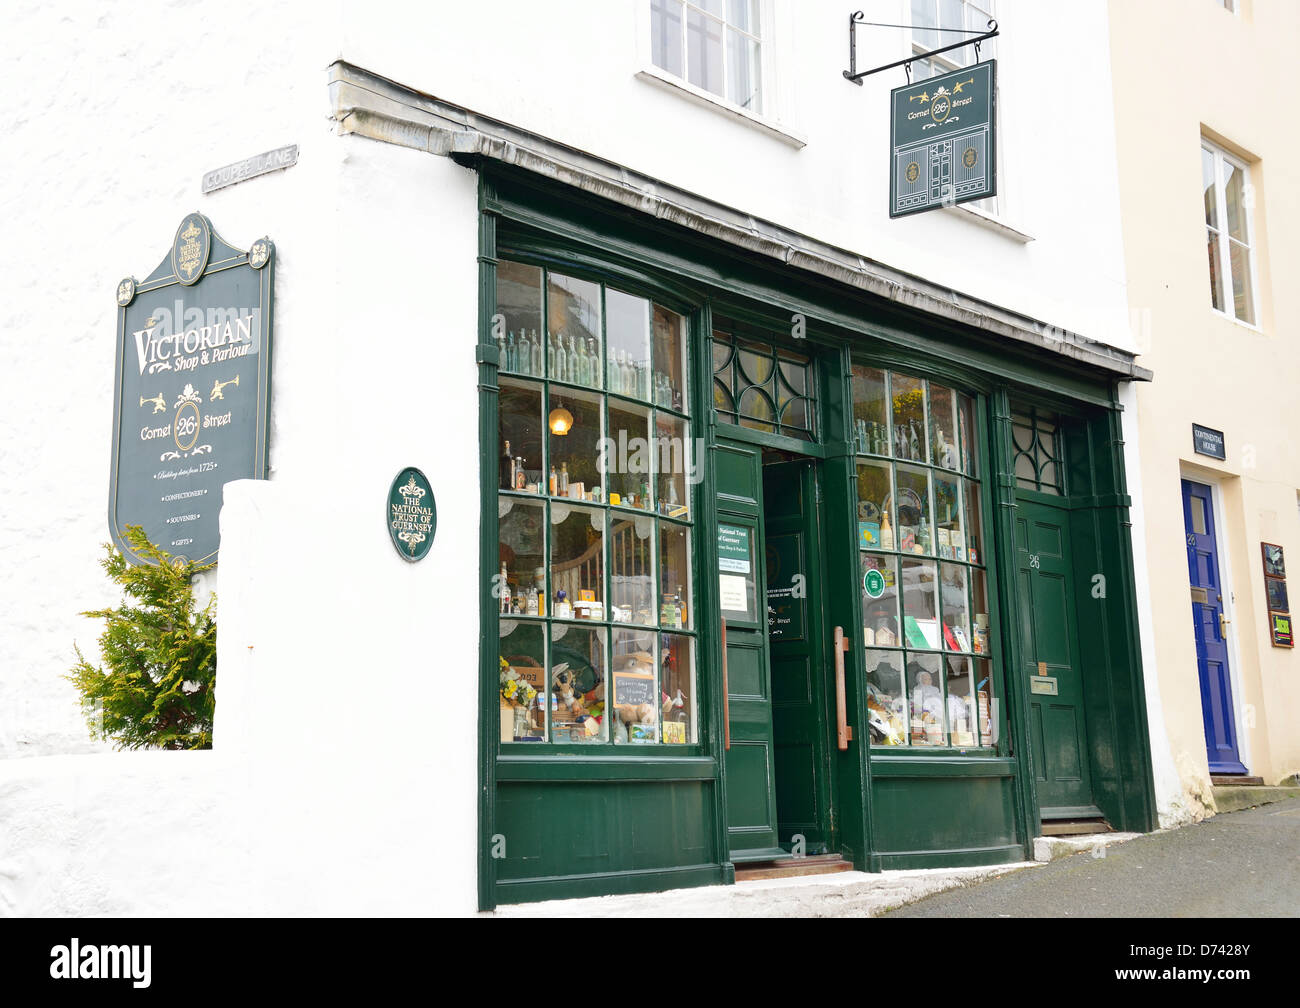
[1015,496,1097,816]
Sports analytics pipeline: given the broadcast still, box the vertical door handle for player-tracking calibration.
[833,625,853,750]
[1220,612,1230,638]
[721,621,730,751]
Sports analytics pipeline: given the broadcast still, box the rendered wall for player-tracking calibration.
[1110,0,1300,813]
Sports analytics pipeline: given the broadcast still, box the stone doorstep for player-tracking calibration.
[1032,832,1142,864]
[1211,785,1300,815]
[490,862,1040,918]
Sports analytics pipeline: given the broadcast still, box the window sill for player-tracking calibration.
[941,201,1035,243]
[1210,307,1264,335]
[635,65,807,149]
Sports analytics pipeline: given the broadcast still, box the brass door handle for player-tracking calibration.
[722,621,730,751]
[1220,612,1231,637]
[833,625,853,750]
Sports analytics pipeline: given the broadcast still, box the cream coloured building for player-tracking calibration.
[1110,0,1300,821]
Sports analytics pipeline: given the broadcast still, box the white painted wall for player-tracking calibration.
[0,0,1139,915]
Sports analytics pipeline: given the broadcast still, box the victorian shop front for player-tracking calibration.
[460,144,1158,908]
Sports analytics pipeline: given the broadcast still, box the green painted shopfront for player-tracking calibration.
[475,165,1157,910]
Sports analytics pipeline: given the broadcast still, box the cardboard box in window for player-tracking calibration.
[505,655,546,693]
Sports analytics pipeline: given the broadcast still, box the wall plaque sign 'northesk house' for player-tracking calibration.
[388,467,436,562]
[890,60,996,218]
[109,213,274,566]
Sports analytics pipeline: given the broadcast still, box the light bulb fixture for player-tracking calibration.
[548,403,574,436]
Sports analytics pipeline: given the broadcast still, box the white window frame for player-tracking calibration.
[907,0,1003,220]
[636,0,803,147]
[1202,140,1261,329]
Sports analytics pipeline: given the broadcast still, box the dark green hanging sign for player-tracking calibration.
[109,213,275,566]
[890,60,996,218]
[388,467,436,561]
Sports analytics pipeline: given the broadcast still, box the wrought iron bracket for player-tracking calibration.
[843,11,999,85]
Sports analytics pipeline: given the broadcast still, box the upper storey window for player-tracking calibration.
[651,0,763,113]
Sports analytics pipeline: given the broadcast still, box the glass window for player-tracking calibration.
[495,260,697,748]
[909,0,999,214]
[650,0,763,112]
[854,367,995,749]
[1202,141,1257,325]
[1010,406,1064,495]
[712,327,815,440]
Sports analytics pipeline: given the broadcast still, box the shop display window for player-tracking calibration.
[853,365,995,749]
[495,259,697,747]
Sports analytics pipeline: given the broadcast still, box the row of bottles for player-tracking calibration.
[854,418,924,460]
[498,328,683,410]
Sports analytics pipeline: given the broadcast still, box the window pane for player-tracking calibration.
[890,373,928,462]
[1206,228,1225,312]
[656,413,691,519]
[929,383,959,469]
[894,463,933,556]
[500,378,544,493]
[551,503,605,616]
[550,623,607,743]
[934,471,962,560]
[866,650,907,746]
[686,6,724,97]
[737,342,774,386]
[946,655,977,746]
[500,618,547,742]
[547,273,602,385]
[901,557,940,649]
[856,460,893,550]
[651,0,684,78]
[970,570,991,656]
[496,261,543,357]
[652,304,687,412]
[1222,159,1248,242]
[861,552,900,647]
[726,29,761,112]
[963,478,983,564]
[912,0,939,50]
[852,365,889,455]
[607,400,653,510]
[738,386,776,433]
[499,498,546,616]
[611,627,658,743]
[1201,148,1219,229]
[956,391,977,476]
[1228,238,1255,324]
[606,289,651,399]
[659,523,693,629]
[907,653,945,745]
[940,562,970,652]
[610,511,656,626]
[660,633,696,743]
[549,387,603,501]
[727,0,759,34]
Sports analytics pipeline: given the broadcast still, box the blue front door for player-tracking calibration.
[1181,480,1247,775]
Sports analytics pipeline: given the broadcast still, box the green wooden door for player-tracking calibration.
[764,459,834,853]
[1015,493,1098,817]
[714,437,783,861]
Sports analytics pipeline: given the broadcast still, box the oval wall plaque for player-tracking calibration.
[388,467,436,562]
[172,211,212,286]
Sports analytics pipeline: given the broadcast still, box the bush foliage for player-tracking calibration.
[68,525,216,750]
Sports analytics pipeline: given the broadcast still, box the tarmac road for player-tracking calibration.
[884,798,1300,917]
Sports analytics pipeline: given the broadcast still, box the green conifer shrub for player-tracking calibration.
[68,525,216,750]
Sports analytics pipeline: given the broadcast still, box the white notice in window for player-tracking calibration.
[719,574,749,613]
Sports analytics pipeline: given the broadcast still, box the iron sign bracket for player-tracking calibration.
[843,11,999,85]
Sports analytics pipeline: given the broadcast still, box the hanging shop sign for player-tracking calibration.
[1192,423,1226,460]
[890,60,996,218]
[109,213,274,566]
[388,467,437,561]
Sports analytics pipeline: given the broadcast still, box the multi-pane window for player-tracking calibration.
[711,327,814,439]
[1011,407,1064,495]
[1202,141,1257,325]
[495,260,697,747]
[650,0,763,113]
[910,0,998,214]
[852,366,996,749]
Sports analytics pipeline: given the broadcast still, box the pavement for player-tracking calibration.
[884,797,1300,917]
